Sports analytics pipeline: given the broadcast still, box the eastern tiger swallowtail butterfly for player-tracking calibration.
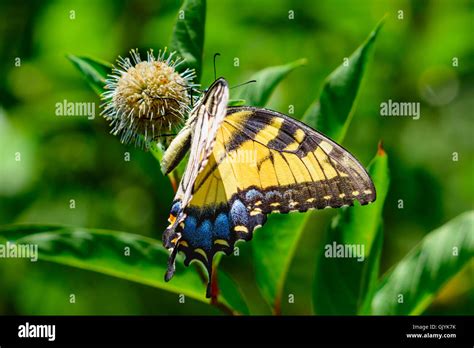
[161,78,376,298]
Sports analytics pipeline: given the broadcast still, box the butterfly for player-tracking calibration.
[161,78,376,298]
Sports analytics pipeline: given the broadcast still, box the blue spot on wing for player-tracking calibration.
[265,190,282,202]
[230,199,249,226]
[170,201,181,216]
[196,220,213,250]
[182,216,198,244]
[213,213,230,239]
[182,215,213,251]
[245,189,263,202]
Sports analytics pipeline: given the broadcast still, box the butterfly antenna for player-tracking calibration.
[189,86,194,107]
[213,53,221,80]
[230,79,257,89]
[175,81,202,94]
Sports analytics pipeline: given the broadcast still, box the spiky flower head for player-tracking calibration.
[101,48,197,148]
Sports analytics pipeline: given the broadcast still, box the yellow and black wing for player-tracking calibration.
[164,102,376,297]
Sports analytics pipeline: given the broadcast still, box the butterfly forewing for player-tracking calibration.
[221,107,376,212]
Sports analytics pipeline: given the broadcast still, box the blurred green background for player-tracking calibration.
[0,0,472,315]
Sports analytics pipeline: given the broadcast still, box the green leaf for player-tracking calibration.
[170,0,206,82]
[0,224,248,314]
[312,145,390,315]
[303,20,383,142]
[371,211,474,315]
[358,225,384,314]
[148,141,166,165]
[217,271,249,315]
[237,59,307,107]
[68,55,112,95]
[251,22,383,312]
[252,213,307,313]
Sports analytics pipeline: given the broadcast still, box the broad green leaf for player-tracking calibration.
[358,225,384,314]
[252,22,382,312]
[0,225,248,314]
[217,270,249,315]
[68,55,112,95]
[252,213,307,313]
[303,20,383,142]
[236,59,307,107]
[371,211,474,315]
[170,0,206,82]
[313,145,390,315]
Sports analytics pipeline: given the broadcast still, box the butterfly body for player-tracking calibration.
[162,78,376,297]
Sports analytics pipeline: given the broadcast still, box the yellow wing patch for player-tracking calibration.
[192,152,228,206]
[259,117,284,145]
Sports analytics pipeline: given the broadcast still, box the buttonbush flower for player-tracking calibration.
[101,48,197,148]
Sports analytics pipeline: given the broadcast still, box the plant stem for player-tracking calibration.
[193,263,236,315]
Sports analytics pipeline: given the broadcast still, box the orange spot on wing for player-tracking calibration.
[168,214,176,224]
